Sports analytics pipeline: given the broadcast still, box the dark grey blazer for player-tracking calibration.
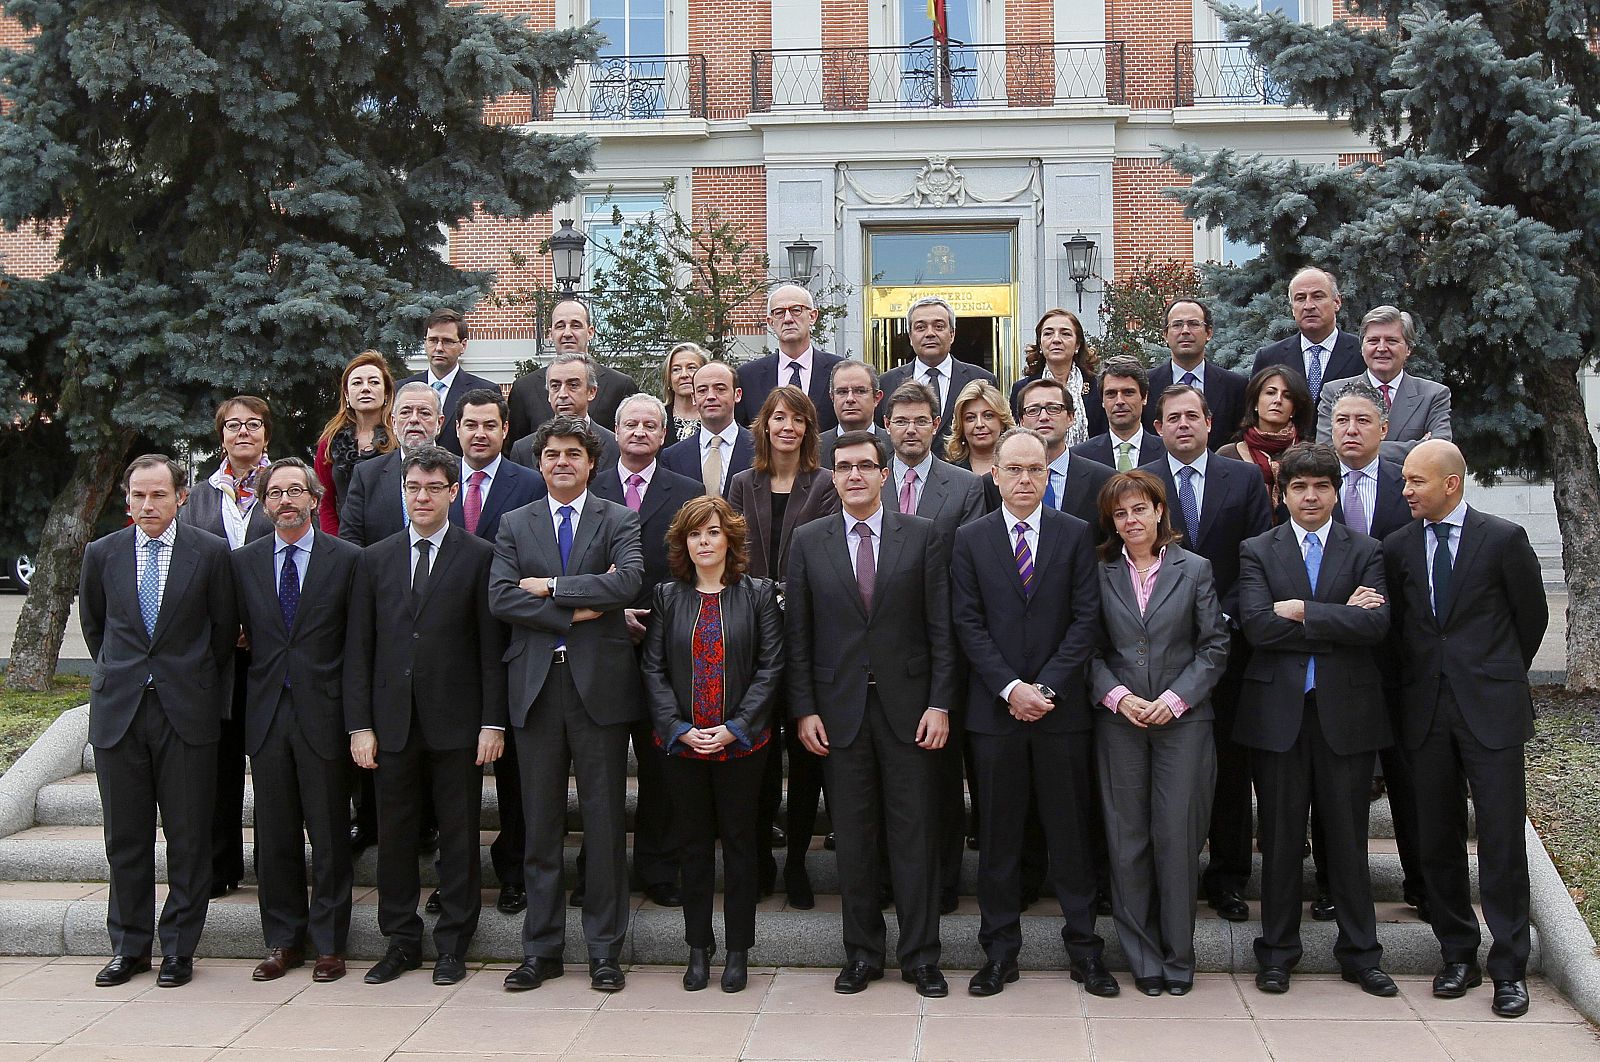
[1315,372,1453,462]
[875,358,999,451]
[336,449,405,547]
[818,425,892,468]
[179,475,273,546]
[727,466,840,583]
[1252,329,1365,389]
[881,457,985,543]
[590,463,705,607]
[507,363,639,441]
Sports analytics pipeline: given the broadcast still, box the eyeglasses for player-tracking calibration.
[402,482,453,496]
[833,461,882,475]
[888,417,934,429]
[1020,403,1069,418]
[832,386,873,398]
[769,306,812,318]
[264,486,309,501]
[997,465,1049,478]
[222,419,265,433]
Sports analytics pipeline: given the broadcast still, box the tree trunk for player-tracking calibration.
[1524,358,1600,691]
[4,431,134,692]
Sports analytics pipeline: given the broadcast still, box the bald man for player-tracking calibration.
[1382,440,1547,1019]
[736,284,844,430]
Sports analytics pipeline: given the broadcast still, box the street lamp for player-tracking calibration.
[1063,232,1098,312]
[550,218,587,295]
[785,236,818,287]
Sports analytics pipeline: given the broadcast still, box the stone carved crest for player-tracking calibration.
[912,156,967,207]
[835,157,1044,225]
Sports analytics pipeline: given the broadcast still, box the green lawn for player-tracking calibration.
[1526,686,1600,943]
[0,674,88,776]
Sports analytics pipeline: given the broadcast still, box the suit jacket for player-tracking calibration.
[1056,452,1116,536]
[881,458,985,544]
[1382,507,1548,750]
[179,477,274,547]
[875,358,999,451]
[727,466,840,583]
[1071,429,1168,470]
[489,495,645,726]
[1252,331,1364,396]
[1144,360,1250,452]
[658,426,756,490]
[448,458,547,543]
[735,348,844,431]
[401,368,499,456]
[1141,453,1274,621]
[507,363,639,442]
[950,506,1101,735]
[507,420,620,474]
[1090,545,1229,725]
[1315,372,1453,462]
[1236,521,1392,755]
[590,462,704,606]
[343,527,507,751]
[232,530,361,760]
[336,449,406,547]
[79,523,238,748]
[819,425,892,468]
[785,509,956,747]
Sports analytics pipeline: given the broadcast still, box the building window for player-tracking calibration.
[581,190,671,314]
[591,0,666,56]
[1198,225,1264,266]
[898,0,981,45]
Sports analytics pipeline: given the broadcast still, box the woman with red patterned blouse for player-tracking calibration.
[642,495,784,994]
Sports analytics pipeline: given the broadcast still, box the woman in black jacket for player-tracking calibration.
[642,495,784,993]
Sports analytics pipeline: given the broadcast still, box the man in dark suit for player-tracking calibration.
[506,298,639,439]
[659,360,755,496]
[401,308,498,457]
[337,381,444,549]
[1142,299,1249,451]
[1074,355,1167,470]
[736,283,844,430]
[447,389,546,917]
[1315,305,1453,462]
[232,457,360,984]
[950,427,1117,999]
[1144,383,1274,922]
[489,416,645,993]
[787,430,956,998]
[1236,442,1396,997]
[875,296,999,452]
[1017,377,1115,532]
[345,446,508,987]
[819,359,890,467]
[1251,267,1364,402]
[79,454,237,989]
[507,353,621,471]
[1384,440,1548,1019]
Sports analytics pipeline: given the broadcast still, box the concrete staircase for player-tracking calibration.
[0,742,1508,974]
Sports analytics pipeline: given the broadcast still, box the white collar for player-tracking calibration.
[1002,503,1045,532]
[1301,329,1340,353]
[1429,498,1468,531]
[1367,369,1405,391]
[894,453,935,484]
[781,346,814,370]
[407,522,449,550]
[915,355,954,377]
[547,490,589,518]
[1290,517,1335,549]
[1340,456,1381,482]
[462,453,502,481]
[700,422,739,447]
[842,506,884,539]
[135,522,179,549]
[1168,449,1210,478]
[1169,359,1206,384]
[428,364,461,390]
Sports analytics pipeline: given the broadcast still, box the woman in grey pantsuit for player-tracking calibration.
[1090,470,1230,996]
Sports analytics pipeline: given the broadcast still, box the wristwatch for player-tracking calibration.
[548,577,557,596]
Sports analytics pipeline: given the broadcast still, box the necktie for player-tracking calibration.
[787,361,803,389]
[279,544,300,632]
[1178,466,1199,546]
[557,505,575,574]
[1014,522,1035,597]
[1116,441,1133,472]
[853,521,875,612]
[1180,371,1199,389]
[625,473,644,512]
[702,436,724,497]
[464,470,486,535]
[412,539,431,607]
[1304,531,1321,691]
[1306,344,1325,399]
[1381,382,1393,408]
[925,365,942,414]
[1043,470,1058,510]
[139,540,162,638]
[1431,522,1453,619]
[432,380,448,403]
[899,467,917,513]
[1342,470,1368,536]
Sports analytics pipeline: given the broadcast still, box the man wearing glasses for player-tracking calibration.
[818,360,890,467]
[400,308,497,457]
[1016,377,1114,534]
[736,284,844,429]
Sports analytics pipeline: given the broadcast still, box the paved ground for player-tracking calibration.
[0,958,1594,1061]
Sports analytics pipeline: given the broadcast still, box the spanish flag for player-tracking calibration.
[928,0,948,44]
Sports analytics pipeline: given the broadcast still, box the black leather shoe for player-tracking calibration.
[568,884,584,908]
[1255,965,1291,994]
[1134,976,1164,997]
[877,885,893,910]
[1208,891,1249,922]
[683,947,710,991]
[833,960,883,994]
[210,880,238,899]
[785,868,815,910]
[1343,967,1398,997]
[1095,888,1113,916]
[349,824,377,852]
[1310,893,1337,922]
[966,833,979,851]
[645,882,683,907]
[589,958,626,992]
[968,960,1019,996]
[424,890,442,914]
[433,954,466,985]
[1414,897,1433,923]
[1165,979,1193,996]
[1492,979,1529,1018]
[939,887,959,915]
[496,883,527,914]
[721,950,748,993]
[503,957,563,991]
[1020,885,1040,911]
[364,946,421,984]
[1070,956,1119,997]
[417,826,439,853]
[95,955,151,987]
[902,964,948,998]
[769,824,787,848]
[156,955,193,988]
[823,832,837,851]
[1432,962,1483,998]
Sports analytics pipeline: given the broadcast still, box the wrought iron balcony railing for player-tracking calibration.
[1174,41,1290,107]
[750,39,1125,113]
[533,54,708,121]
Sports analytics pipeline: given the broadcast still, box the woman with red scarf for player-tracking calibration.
[1217,366,1315,516]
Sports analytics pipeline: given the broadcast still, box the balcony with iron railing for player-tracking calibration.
[750,39,1126,114]
[532,54,708,121]
[1174,41,1289,107]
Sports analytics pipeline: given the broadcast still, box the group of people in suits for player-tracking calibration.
[79,267,1547,1020]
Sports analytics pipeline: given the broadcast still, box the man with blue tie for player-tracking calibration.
[1251,268,1365,403]
[401,308,497,457]
[1015,377,1113,531]
[1142,300,1248,451]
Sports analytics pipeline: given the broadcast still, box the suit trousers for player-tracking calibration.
[971,723,1104,966]
[374,722,481,956]
[96,689,217,957]
[664,745,770,950]
[250,690,353,956]
[1203,634,1255,898]
[822,688,941,970]
[1252,699,1382,973]
[1412,682,1529,980]
[935,739,966,895]
[211,649,249,888]
[1096,714,1215,982]
[517,660,631,961]
[489,734,525,888]
[570,719,678,895]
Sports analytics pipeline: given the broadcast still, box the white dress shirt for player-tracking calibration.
[998,504,1044,701]
[697,424,741,493]
[273,525,314,590]
[1107,425,1147,468]
[914,355,955,411]
[892,454,935,511]
[1301,329,1341,377]
[427,363,460,393]
[1423,498,1468,612]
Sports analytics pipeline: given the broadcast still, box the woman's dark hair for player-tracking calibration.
[1096,469,1182,562]
[1235,365,1315,443]
[1276,441,1343,493]
[215,395,272,444]
[752,385,820,475]
[1023,308,1098,379]
[666,494,749,587]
